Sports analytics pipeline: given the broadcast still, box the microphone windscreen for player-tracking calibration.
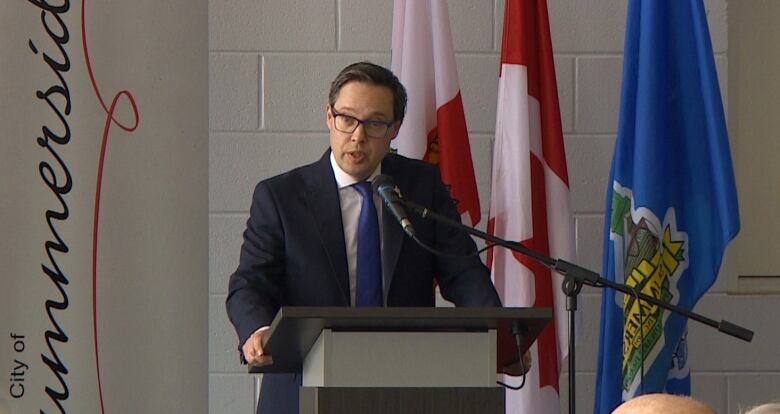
[371,174,394,194]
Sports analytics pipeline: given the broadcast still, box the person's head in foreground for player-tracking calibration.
[611,393,716,414]
[743,402,780,414]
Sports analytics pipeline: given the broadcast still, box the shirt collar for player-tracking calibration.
[330,151,381,189]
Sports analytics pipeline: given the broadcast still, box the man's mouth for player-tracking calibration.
[346,150,365,162]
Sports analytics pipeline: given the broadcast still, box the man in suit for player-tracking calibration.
[226,61,502,414]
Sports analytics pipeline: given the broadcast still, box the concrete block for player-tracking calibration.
[564,135,615,214]
[704,0,727,54]
[449,0,494,52]
[547,0,627,53]
[209,374,256,414]
[209,132,330,212]
[264,54,389,131]
[339,0,393,51]
[715,54,728,116]
[728,374,780,413]
[469,211,489,248]
[209,0,336,51]
[210,53,260,131]
[558,293,603,373]
[555,56,575,133]
[559,372,597,413]
[575,214,605,277]
[456,54,501,133]
[710,240,736,294]
[469,133,493,215]
[210,214,248,294]
[689,294,780,371]
[475,212,489,234]
[575,214,605,295]
[691,373,728,413]
[705,247,731,294]
[494,0,505,51]
[576,57,623,134]
[209,293,246,373]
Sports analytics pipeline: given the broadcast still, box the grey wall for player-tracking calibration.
[727,0,780,294]
[208,1,780,412]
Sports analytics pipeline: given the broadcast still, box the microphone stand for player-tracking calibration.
[401,199,753,414]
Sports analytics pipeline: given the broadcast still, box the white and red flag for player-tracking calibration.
[391,0,480,225]
[487,0,576,412]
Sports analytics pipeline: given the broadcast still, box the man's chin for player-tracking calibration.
[344,167,373,181]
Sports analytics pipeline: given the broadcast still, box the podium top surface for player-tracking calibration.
[250,306,551,374]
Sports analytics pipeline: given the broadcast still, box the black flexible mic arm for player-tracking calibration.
[400,198,754,343]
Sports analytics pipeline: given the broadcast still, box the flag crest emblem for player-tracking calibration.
[608,182,689,397]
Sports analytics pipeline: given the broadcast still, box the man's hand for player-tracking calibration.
[502,349,533,376]
[242,326,273,367]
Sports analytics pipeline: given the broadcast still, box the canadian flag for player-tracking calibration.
[391,0,480,226]
[487,0,576,413]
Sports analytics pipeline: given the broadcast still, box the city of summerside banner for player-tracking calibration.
[0,1,207,413]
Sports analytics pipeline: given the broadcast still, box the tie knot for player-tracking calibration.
[353,181,372,198]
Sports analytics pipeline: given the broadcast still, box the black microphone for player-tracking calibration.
[372,174,415,237]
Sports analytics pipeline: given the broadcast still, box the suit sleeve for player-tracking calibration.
[225,181,285,352]
[427,170,502,307]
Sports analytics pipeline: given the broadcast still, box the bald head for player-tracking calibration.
[612,394,716,414]
[744,403,780,414]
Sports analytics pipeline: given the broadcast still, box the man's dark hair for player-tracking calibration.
[328,62,407,123]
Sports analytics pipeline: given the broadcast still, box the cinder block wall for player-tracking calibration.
[208,1,779,412]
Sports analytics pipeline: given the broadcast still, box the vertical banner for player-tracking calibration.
[390,0,481,226]
[594,0,739,412]
[487,0,575,412]
[0,1,207,413]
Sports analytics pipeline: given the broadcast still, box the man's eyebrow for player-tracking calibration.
[335,106,392,121]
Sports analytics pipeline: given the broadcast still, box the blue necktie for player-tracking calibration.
[353,181,382,306]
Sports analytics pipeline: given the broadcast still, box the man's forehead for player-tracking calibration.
[333,82,394,117]
[335,81,392,95]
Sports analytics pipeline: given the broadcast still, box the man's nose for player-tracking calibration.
[350,124,367,142]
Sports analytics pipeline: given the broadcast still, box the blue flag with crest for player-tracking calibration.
[594,1,740,412]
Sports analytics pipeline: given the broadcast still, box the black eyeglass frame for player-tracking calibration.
[330,109,398,139]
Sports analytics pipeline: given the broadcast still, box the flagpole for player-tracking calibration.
[401,198,754,413]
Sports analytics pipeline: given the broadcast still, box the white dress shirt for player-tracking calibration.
[329,152,384,306]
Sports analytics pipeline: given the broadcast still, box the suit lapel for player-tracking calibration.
[380,155,405,303]
[304,152,350,305]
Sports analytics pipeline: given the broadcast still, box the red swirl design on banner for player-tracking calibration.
[82,1,141,412]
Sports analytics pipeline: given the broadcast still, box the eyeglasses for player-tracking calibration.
[331,109,397,139]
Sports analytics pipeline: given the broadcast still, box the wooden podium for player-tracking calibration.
[251,307,551,414]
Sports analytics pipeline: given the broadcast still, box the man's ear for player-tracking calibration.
[388,121,402,140]
[325,104,334,127]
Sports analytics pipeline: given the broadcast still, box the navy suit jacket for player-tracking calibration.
[226,151,501,413]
